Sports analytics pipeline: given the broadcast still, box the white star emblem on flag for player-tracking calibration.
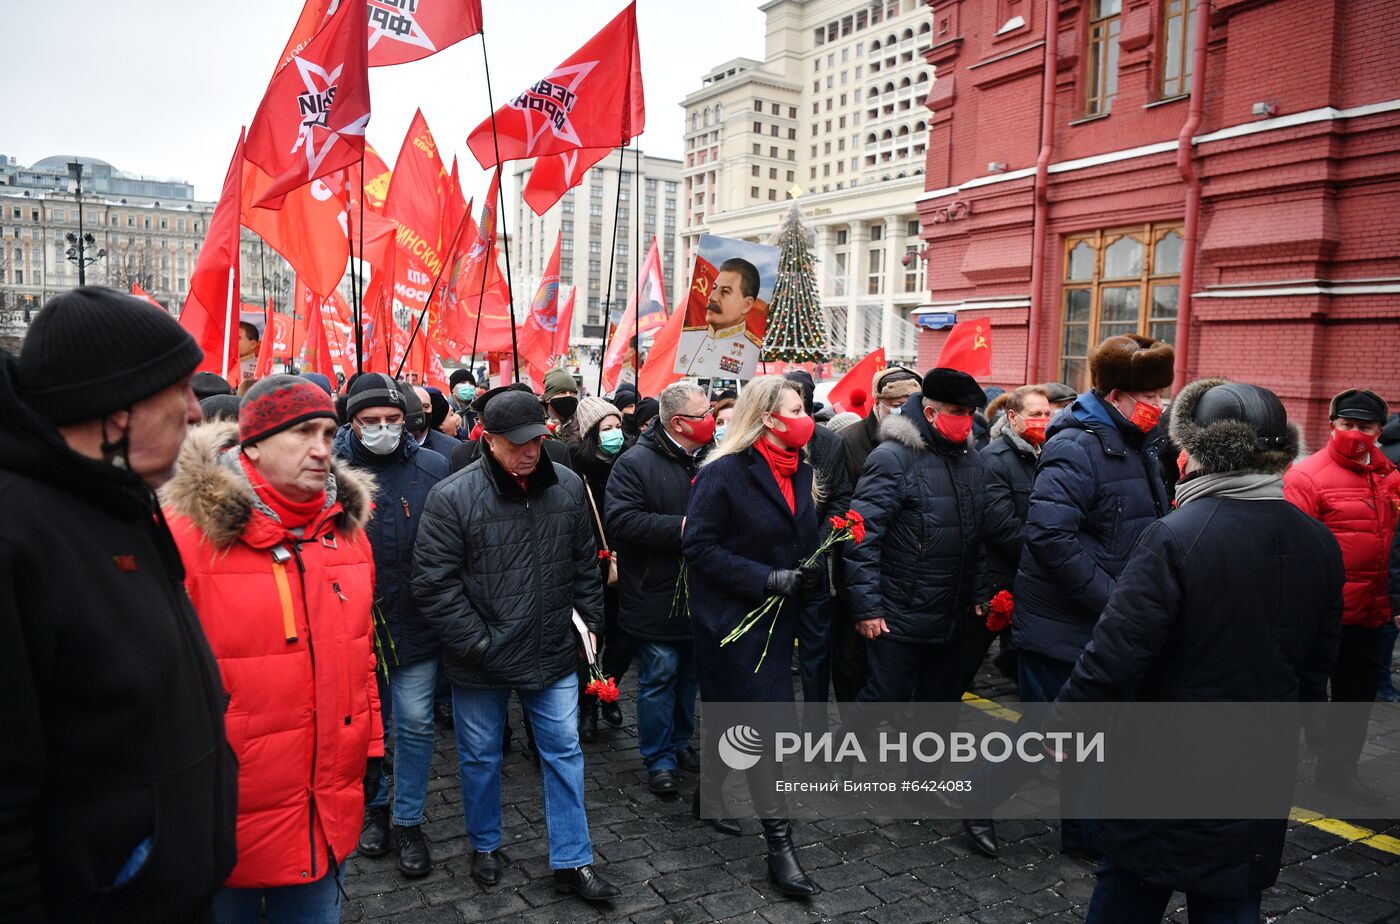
[364,0,437,55]
[290,57,369,180]
[510,60,599,153]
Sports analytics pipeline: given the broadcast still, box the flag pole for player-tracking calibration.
[632,143,641,381]
[595,145,627,395]
[349,167,363,374]
[220,265,236,383]
[396,211,471,379]
[477,31,520,384]
[358,156,367,374]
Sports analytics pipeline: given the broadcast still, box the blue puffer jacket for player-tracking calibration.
[334,426,450,668]
[1011,392,1169,664]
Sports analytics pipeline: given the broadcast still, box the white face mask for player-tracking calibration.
[359,423,402,456]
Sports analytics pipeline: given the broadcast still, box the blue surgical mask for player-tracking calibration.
[889,405,902,416]
[599,429,625,455]
[714,424,728,443]
[454,384,476,403]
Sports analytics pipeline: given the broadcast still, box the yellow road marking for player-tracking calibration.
[959,693,1400,855]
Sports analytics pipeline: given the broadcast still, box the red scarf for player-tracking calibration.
[753,436,798,514]
[240,454,327,530]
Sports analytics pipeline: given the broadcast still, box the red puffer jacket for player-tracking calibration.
[1284,437,1400,628]
[162,423,383,888]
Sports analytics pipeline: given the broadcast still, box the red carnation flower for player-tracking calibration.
[846,509,866,544]
[829,515,849,531]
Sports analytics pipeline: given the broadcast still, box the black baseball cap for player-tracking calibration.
[482,389,550,444]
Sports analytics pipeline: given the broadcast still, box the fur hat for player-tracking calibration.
[1090,335,1175,394]
[1169,378,1299,476]
[873,366,922,402]
[574,396,621,439]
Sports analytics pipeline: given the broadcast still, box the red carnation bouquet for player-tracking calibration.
[721,509,866,672]
[983,590,1015,633]
[571,610,618,701]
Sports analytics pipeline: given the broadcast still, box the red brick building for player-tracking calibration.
[914,0,1400,444]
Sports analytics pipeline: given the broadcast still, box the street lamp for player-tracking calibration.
[66,160,105,285]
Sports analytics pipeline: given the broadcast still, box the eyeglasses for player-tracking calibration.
[674,412,711,420]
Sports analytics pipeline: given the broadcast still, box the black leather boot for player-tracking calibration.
[963,818,999,858]
[470,849,501,886]
[692,787,742,835]
[394,824,432,878]
[553,864,621,902]
[357,805,390,857]
[761,818,817,897]
[580,696,599,743]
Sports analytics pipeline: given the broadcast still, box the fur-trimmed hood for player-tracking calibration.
[161,421,375,548]
[1169,378,1300,476]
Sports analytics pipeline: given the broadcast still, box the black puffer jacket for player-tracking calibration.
[0,352,237,922]
[412,445,604,690]
[845,395,986,643]
[334,426,449,668]
[1012,392,1169,663]
[839,410,883,483]
[604,428,702,642]
[980,425,1038,596]
[1381,412,1400,467]
[1057,491,1343,898]
[450,435,573,474]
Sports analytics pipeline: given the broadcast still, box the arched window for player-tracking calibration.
[916,72,929,83]
[883,81,895,94]
[901,28,913,40]
[881,129,893,140]
[918,22,931,34]
[702,107,710,127]
[897,125,910,136]
[691,112,699,131]
[866,133,878,145]
[871,39,882,51]
[867,86,880,99]
[914,120,927,132]
[899,76,912,88]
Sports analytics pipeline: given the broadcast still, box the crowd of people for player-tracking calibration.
[3,286,1397,922]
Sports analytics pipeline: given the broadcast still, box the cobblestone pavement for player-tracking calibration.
[340,660,1400,923]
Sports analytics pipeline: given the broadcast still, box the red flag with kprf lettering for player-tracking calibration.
[467,2,644,169]
[247,0,370,208]
[935,319,992,378]
[278,0,482,70]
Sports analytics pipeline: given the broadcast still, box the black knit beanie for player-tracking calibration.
[18,286,204,425]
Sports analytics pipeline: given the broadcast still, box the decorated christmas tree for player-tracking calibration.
[762,197,828,363]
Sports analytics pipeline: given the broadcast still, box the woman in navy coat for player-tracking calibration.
[684,375,823,898]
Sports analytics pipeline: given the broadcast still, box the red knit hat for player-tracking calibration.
[239,374,337,447]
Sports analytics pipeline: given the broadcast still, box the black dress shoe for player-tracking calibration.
[434,701,454,729]
[553,864,621,902]
[675,746,702,774]
[599,700,624,728]
[648,769,680,796]
[358,805,390,858]
[963,818,998,858]
[1316,770,1388,806]
[762,818,817,897]
[394,825,432,878]
[470,849,502,886]
[692,787,742,835]
[580,699,599,743]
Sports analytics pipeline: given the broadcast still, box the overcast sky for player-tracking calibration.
[1,0,766,210]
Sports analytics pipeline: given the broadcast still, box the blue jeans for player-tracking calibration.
[1087,862,1260,924]
[452,674,593,869]
[367,658,439,826]
[1019,649,1099,853]
[212,869,340,924]
[636,641,699,771]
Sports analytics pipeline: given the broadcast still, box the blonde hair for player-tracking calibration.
[704,376,801,465]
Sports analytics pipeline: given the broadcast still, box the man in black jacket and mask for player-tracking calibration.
[413,389,620,903]
[1061,379,1342,922]
[1,287,238,922]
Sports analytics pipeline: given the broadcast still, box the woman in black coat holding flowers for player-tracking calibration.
[684,375,824,898]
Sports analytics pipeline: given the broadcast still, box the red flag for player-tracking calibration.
[445,170,515,355]
[131,284,163,309]
[552,287,576,362]
[600,303,637,395]
[466,2,645,169]
[518,232,562,376]
[256,311,297,378]
[242,165,350,297]
[635,237,668,337]
[825,348,886,417]
[936,319,992,378]
[384,110,451,351]
[246,0,370,208]
[181,131,244,383]
[523,146,613,216]
[637,303,685,397]
[279,0,482,70]
[352,142,393,214]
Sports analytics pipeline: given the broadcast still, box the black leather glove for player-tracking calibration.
[363,756,383,805]
[765,569,803,599]
[799,558,826,596]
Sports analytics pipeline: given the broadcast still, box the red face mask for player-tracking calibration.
[1019,417,1048,446]
[1128,400,1163,433]
[768,412,815,449]
[676,413,716,444]
[1331,427,1376,462]
[932,412,974,444]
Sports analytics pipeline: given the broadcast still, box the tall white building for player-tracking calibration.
[681,0,934,362]
[509,152,683,348]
